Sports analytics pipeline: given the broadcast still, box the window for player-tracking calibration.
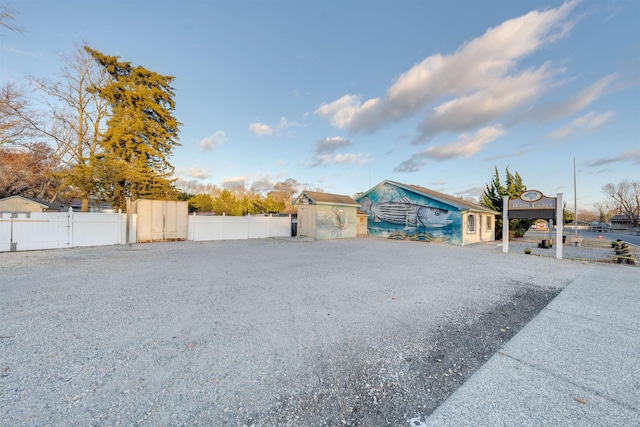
[468,214,476,233]
[486,215,492,231]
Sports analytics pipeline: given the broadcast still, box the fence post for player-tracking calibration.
[118,208,122,245]
[68,207,74,248]
[502,196,508,253]
[555,193,563,260]
[192,211,196,241]
[222,212,225,240]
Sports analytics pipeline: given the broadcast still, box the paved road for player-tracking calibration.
[575,230,640,247]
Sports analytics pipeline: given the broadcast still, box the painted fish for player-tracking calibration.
[361,196,453,228]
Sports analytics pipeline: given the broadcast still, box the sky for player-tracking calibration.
[1,0,639,210]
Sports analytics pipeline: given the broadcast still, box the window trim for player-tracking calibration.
[467,214,476,233]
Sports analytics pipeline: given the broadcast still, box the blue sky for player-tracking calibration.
[2,0,639,209]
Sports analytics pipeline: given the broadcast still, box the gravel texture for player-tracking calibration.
[499,241,614,262]
[1,238,589,426]
[499,240,637,263]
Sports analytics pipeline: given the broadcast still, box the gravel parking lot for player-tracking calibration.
[1,238,587,426]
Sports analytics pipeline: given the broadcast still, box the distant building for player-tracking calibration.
[0,195,61,213]
[609,214,635,231]
[64,199,114,212]
[356,180,498,246]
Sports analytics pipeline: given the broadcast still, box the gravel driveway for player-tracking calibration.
[1,238,587,426]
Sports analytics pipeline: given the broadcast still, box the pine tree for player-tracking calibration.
[85,47,181,211]
[481,167,534,238]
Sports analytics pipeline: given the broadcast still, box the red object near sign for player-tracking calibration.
[596,235,606,240]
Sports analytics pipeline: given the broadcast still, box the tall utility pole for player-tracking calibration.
[574,157,578,236]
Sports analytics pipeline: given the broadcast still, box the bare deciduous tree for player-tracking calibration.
[602,180,640,227]
[0,82,37,147]
[1,44,110,209]
[592,201,614,224]
[18,44,110,211]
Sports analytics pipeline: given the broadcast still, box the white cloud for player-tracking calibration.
[314,136,352,154]
[312,153,370,168]
[316,0,579,134]
[483,141,535,162]
[529,73,618,122]
[176,167,212,180]
[453,186,485,203]
[248,117,299,136]
[416,65,552,142]
[394,126,506,172]
[549,110,614,139]
[277,116,299,130]
[249,177,275,193]
[309,136,368,167]
[423,126,506,160]
[199,131,227,151]
[215,172,294,194]
[585,148,640,168]
[315,95,364,129]
[7,47,42,59]
[221,176,247,189]
[249,122,273,136]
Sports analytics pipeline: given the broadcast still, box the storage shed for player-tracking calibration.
[0,195,61,213]
[356,180,497,246]
[295,191,360,239]
[126,199,188,242]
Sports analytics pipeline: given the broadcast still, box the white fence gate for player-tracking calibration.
[0,209,293,252]
[0,212,69,252]
[0,209,132,252]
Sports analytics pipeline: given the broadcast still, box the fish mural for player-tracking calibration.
[361,196,453,229]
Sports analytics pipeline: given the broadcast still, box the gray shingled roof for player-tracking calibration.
[0,195,61,210]
[296,191,360,206]
[384,180,498,214]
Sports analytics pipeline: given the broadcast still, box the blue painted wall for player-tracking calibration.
[356,182,462,245]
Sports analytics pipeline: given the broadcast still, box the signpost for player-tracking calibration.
[502,191,563,259]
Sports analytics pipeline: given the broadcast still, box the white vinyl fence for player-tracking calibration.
[188,213,292,241]
[0,209,132,252]
[1,209,293,252]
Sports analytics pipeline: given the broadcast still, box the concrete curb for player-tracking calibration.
[426,263,640,426]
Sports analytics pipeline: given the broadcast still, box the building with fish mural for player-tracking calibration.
[356,180,498,246]
[295,191,360,240]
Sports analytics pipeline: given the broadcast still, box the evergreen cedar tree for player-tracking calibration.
[85,46,181,211]
[481,167,534,239]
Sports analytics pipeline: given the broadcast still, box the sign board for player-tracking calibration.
[502,192,564,260]
[508,190,556,220]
